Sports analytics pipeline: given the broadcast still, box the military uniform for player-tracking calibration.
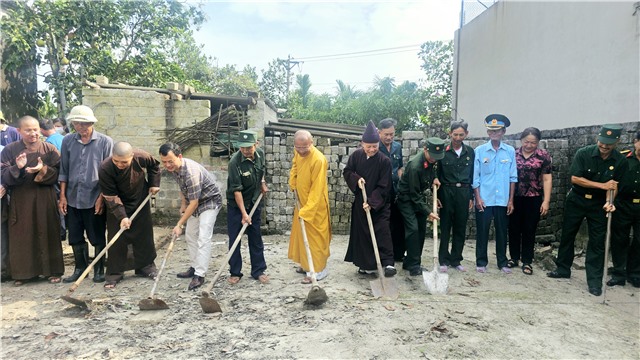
[437,142,474,267]
[396,138,444,275]
[379,140,405,261]
[609,147,640,287]
[550,125,628,294]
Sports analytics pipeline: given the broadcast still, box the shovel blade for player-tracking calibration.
[138,298,169,311]
[423,269,449,295]
[381,277,399,300]
[199,292,222,314]
[60,294,90,309]
[370,278,384,298]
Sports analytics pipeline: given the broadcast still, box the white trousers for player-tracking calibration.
[185,207,220,277]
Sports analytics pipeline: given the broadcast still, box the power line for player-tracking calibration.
[295,43,422,60]
[299,48,420,63]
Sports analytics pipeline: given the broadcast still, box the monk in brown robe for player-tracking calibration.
[98,142,160,289]
[0,116,64,285]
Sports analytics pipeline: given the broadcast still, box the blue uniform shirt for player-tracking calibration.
[472,141,518,207]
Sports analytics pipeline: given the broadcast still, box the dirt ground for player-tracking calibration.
[1,228,639,359]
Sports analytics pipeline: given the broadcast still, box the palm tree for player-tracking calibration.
[296,74,312,108]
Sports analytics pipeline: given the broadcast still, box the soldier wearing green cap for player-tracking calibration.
[547,124,628,296]
[226,130,270,285]
[396,137,444,276]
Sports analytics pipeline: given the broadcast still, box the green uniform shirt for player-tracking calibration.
[397,151,437,214]
[437,143,475,195]
[226,147,266,209]
[570,144,628,200]
[618,149,640,200]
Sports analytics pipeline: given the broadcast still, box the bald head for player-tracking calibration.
[293,130,313,157]
[113,141,133,157]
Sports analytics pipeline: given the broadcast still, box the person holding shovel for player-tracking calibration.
[396,137,444,276]
[343,121,396,277]
[99,142,161,289]
[160,142,223,291]
[607,130,640,288]
[226,130,270,285]
[288,130,332,284]
[547,125,627,296]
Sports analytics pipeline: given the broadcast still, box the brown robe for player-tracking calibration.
[343,148,394,270]
[0,141,64,280]
[98,150,161,274]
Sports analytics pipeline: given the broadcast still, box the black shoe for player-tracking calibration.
[606,279,626,287]
[62,268,86,283]
[188,276,205,290]
[357,268,376,275]
[630,278,640,288]
[588,287,602,296]
[547,271,570,279]
[177,267,195,279]
[384,265,397,277]
[409,267,424,276]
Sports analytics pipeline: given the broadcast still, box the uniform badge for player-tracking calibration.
[423,161,429,169]
[466,157,470,160]
[606,130,612,136]
[242,171,251,176]
[609,166,614,170]
[491,119,498,125]
[243,134,248,139]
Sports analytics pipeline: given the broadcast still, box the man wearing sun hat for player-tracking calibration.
[59,105,113,283]
[396,137,444,276]
[547,124,628,296]
[472,114,518,274]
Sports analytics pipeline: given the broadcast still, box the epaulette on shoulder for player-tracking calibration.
[620,149,632,158]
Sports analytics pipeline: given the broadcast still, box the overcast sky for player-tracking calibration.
[193,1,461,95]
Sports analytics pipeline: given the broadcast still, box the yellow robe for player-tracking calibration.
[289,145,332,272]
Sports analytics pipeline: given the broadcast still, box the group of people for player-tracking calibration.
[0,105,638,298]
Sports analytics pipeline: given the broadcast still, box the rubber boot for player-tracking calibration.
[63,243,89,283]
[93,245,105,283]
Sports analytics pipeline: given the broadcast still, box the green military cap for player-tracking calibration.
[238,130,258,147]
[597,124,622,144]
[426,137,445,160]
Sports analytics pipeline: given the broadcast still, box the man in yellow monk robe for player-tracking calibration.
[289,130,332,284]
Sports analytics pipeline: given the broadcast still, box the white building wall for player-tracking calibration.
[454,1,639,136]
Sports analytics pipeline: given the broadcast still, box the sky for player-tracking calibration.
[193,1,462,95]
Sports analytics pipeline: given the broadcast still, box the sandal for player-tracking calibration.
[295,267,306,274]
[258,274,270,284]
[301,276,312,284]
[48,276,62,284]
[14,280,24,286]
[522,264,533,275]
[507,259,518,268]
[104,274,123,289]
[228,276,241,285]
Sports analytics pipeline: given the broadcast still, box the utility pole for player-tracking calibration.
[280,55,300,105]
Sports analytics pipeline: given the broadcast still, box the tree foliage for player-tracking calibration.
[258,59,288,109]
[418,40,454,136]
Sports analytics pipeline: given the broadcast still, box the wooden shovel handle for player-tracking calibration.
[147,233,178,298]
[294,190,319,286]
[67,194,152,293]
[360,186,385,276]
[202,193,264,294]
[432,184,439,267]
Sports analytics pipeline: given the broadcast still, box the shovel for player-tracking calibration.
[602,189,615,305]
[61,194,151,308]
[360,186,399,300]
[138,233,178,310]
[199,193,263,313]
[423,184,449,294]
[294,190,328,306]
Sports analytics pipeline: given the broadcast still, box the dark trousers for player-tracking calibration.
[439,187,471,267]
[610,199,640,281]
[228,205,267,279]
[1,218,8,276]
[398,203,427,271]
[390,199,406,261]
[67,206,106,247]
[508,196,542,265]
[475,206,509,268]
[555,192,607,289]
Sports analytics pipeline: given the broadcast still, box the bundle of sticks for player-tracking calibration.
[161,104,248,155]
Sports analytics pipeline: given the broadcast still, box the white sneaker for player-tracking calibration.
[311,268,329,281]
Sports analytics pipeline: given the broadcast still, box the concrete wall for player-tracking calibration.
[453,1,640,136]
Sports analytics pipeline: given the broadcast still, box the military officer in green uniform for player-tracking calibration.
[436,121,475,272]
[547,124,628,296]
[396,138,444,276]
[607,130,640,288]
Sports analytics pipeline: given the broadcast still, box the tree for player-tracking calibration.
[258,59,288,109]
[1,0,205,114]
[295,74,312,108]
[418,40,454,136]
